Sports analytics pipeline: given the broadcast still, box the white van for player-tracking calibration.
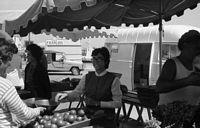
[105,25,200,91]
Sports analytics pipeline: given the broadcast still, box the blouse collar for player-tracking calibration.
[95,70,107,76]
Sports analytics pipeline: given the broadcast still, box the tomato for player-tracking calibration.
[53,113,61,117]
[76,116,83,121]
[36,115,43,121]
[65,122,71,125]
[50,124,58,128]
[44,121,51,128]
[33,122,40,127]
[34,125,43,128]
[43,115,50,121]
[39,119,47,125]
[56,120,66,127]
[69,109,76,115]
[67,115,76,123]
[64,112,70,116]
[74,115,77,120]
[63,113,69,121]
[77,109,85,117]
[57,115,63,121]
[51,117,58,124]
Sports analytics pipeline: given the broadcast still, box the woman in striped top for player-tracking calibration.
[0,30,46,128]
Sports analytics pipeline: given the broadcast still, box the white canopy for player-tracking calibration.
[116,25,200,43]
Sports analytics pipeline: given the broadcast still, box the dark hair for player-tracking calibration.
[178,30,200,50]
[91,47,110,69]
[26,44,43,62]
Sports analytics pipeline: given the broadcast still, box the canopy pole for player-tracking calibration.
[159,0,163,75]
[28,33,31,43]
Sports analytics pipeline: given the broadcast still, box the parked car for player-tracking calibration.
[44,50,83,75]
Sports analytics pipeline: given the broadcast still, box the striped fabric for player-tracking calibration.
[0,77,40,128]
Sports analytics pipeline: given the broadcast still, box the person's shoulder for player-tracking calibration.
[161,58,177,76]
[163,58,176,67]
[0,77,13,89]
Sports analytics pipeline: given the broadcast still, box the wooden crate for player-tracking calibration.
[60,118,90,128]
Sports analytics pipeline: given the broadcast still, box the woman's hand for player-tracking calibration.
[55,93,68,102]
[36,107,46,115]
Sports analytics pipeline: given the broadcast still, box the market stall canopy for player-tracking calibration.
[0,10,24,29]
[42,27,116,41]
[5,0,200,37]
[3,0,116,41]
[0,10,116,41]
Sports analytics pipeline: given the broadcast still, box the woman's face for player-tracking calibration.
[92,53,106,72]
[26,50,34,63]
[184,41,200,57]
[0,59,11,77]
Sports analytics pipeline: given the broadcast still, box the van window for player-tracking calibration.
[134,43,152,87]
[162,44,180,62]
[107,43,133,60]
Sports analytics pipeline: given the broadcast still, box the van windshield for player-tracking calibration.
[162,44,180,62]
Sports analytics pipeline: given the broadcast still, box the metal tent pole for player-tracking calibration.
[159,0,163,75]
[28,33,31,44]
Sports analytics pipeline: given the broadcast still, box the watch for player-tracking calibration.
[95,101,100,107]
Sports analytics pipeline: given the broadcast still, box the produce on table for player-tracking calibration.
[19,108,87,128]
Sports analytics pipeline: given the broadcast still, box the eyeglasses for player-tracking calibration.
[91,57,104,62]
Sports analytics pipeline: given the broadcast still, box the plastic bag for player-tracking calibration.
[6,69,24,89]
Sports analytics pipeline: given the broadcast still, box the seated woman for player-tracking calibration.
[56,47,122,128]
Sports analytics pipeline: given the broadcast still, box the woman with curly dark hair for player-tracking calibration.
[25,43,51,99]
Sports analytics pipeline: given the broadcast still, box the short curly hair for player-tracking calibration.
[178,30,200,51]
[0,38,15,62]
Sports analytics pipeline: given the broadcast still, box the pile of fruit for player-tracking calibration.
[20,108,87,128]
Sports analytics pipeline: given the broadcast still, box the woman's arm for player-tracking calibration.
[67,75,86,100]
[100,77,122,108]
[56,75,86,102]
[3,86,42,120]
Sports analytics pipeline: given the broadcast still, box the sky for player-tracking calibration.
[0,0,200,28]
